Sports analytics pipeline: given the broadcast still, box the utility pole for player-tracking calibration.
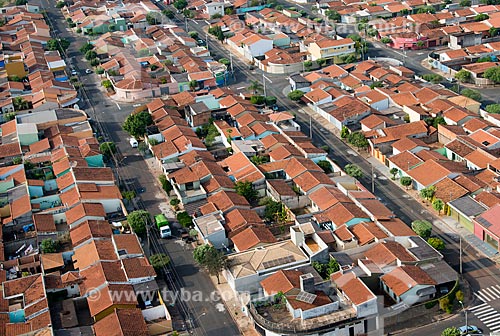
[459,235,463,274]
[371,164,375,193]
[309,115,312,139]
[206,32,209,50]
[262,72,266,97]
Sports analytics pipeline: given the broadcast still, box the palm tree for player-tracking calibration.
[248,80,263,95]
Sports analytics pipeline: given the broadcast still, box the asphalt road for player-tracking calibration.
[40,1,239,335]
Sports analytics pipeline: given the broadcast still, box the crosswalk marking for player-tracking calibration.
[471,303,500,333]
[474,285,500,302]
[485,287,500,299]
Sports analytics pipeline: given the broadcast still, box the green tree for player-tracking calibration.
[99,142,116,158]
[170,198,180,206]
[121,190,136,201]
[287,90,304,101]
[417,5,436,13]
[13,97,29,111]
[225,8,234,15]
[400,176,412,189]
[40,239,58,253]
[432,198,444,214]
[159,175,172,195]
[265,96,277,106]
[90,58,100,67]
[455,290,464,302]
[211,13,223,19]
[250,95,265,105]
[390,167,399,180]
[420,185,436,201]
[340,126,349,139]
[486,104,500,114]
[101,80,113,89]
[454,69,471,83]
[370,81,383,89]
[56,1,65,8]
[303,60,313,70]
[475,13,489,21]
[411,220,432,239]
[146,13,159,25]
[183,9,195,18]
[96,67,105,75]
[108,24,116,31]
[344,164,363,179]
[163,9,175,18]
[149,253,170,270]
[441,327,460,336]
[122,111,153,138]
[484,66,500,83]
[85,50,98,60]
[248,80,263,94]
[219,58,230,66]
[174,0,188,10]
[79,43,94,54]
[177,211,193,228]
[325,10,340,22]
[188,31,198,39]
[347,132,368,149]
[189,80,198,91]
[127,210,150,235]
[193,244,227,284]
[460,88,481,101]
[489,27,498,37]
[317,160,333,174]
[261,198,285,221]
[316,58,327,67]
[422,73,443,83]
[381,36,392,44]
[276,4,283,10]
[427,237,445,250]
[459,0,471,6]
[235,180,258,203]
[250,155,269,165]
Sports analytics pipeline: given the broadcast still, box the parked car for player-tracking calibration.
[129,137,138,148]
[458,325,482,335]
[85,69,92,74]
[71,70,78,76]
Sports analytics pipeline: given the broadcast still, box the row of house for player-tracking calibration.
[134,82,458,334]
[288,57,500,255]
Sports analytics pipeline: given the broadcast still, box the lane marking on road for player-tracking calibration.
[488,321,500,329]
[482,289,497,301]
[204,20,210,25]
[190,19,198,24]
[236,86,245,90]
[479,311,498,321]
[474,307,494,316]
[115,102,121,110]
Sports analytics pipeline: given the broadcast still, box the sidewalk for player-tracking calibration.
[207,274,260,336]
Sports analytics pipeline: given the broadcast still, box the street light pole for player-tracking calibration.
[459,301,467,333]
[371,164,375,193]
[460,235,463,274]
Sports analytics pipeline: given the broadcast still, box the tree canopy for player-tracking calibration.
[484,66,500,83]
[122,111,153,138]
[486,104,500,114]
[99,142,116,158]
[177,211,193,228]
[344,164,363,179]
[441,327,460,336]
[173,0,188,10]
[411,220,432,239]
[454,69,471,83]
[427,237,445,250]
[235,181,258,204]
[347,132,368,149]
[127,210,150,235]
[288,90,304,101]
[460,88,481,101]
[193,244,227,283]
[149,253,170,270]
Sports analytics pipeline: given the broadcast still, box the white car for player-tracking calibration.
[85,69,92,74]
[129,137,138,148]
[71,70,78,76]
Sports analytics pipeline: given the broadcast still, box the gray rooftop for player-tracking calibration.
[449,196,487,217]
[419,260,457,285]
[290,74,310,84]
[190,102,210,114]
[407,236,442,261]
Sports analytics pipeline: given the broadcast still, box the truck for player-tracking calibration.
[155,214,171,238]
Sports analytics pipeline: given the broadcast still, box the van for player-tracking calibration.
[129,137,138,148]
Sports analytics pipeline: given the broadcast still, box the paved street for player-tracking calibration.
[40,1,239,335]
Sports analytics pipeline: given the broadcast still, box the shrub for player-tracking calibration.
[177,211,193,228]
[288,90,304,101]
[400,176,412,189]
[149,253,170,270]
[170,198,180,206]
[427,237,445,250]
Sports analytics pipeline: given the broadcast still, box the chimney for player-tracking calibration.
[299,273,315,293]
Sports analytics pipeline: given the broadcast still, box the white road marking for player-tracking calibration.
[190,19,198,24]
[474,307,493,315]
[115,102,121,110]
[475,291,491,302]
[205,20,210,25]
[236,86,245,90]
[485,287,500,299]
[469,303,488,311]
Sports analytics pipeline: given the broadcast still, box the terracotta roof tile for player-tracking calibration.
[65,203,106,225]
[232,226,277,251]
[113,234,143,255]
[93,308,149,336]
[364,241,416,267]
[260,269,303,295]
[381,265,436,296]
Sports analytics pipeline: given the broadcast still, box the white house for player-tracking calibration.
[204,2,225,18]
[193,210,228,249]
[380,265,437,305]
